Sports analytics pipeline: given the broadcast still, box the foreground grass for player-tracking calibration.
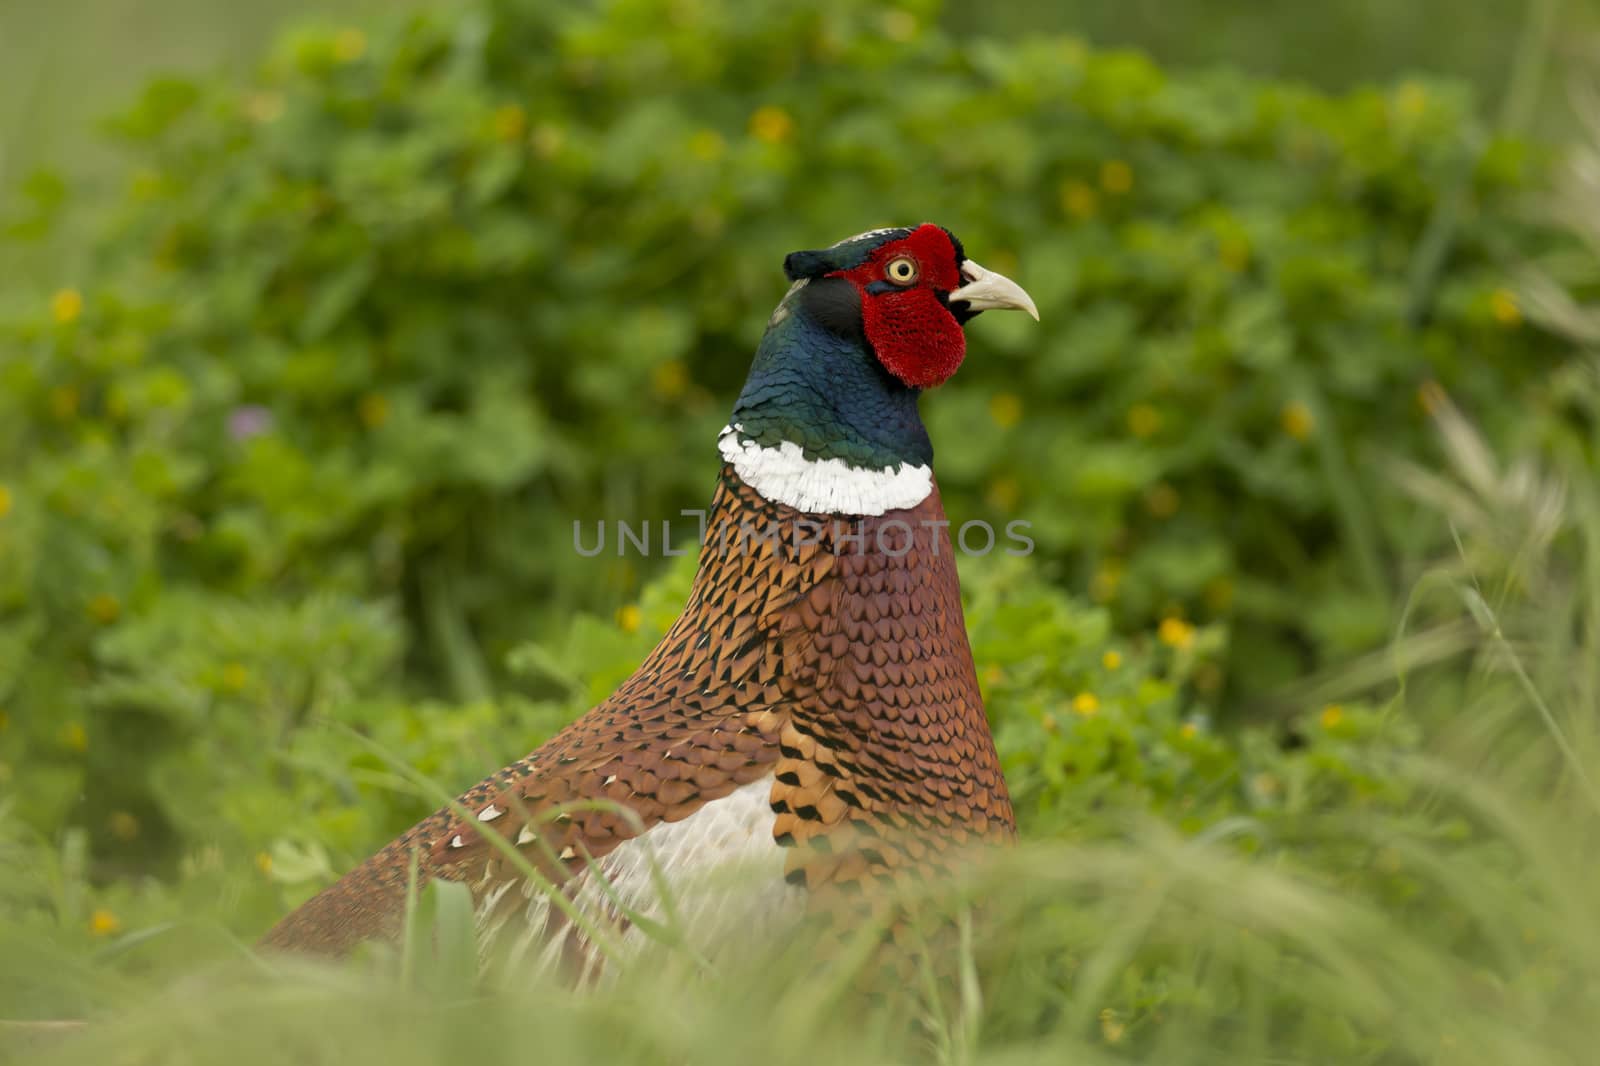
[3,405,1598,1065]
[2,808,1596,1065]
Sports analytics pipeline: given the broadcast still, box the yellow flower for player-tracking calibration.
[256,851,274,876]
[1489,288,1521,327]
[1395,80,1428,119]
[51,288,84,324]
[88,593,121,624]
[1273,398,1312,438]
[1099,1008,1126,1045]
[1280,401,1314,441]
[1320,703,1344,729]
[220,662,250,692]
[616,604,642,634]
[987,392,1023,429]
[491,104,526,142]
[1099,160,1133,195]
[1090,561,1123,603]
[1126,403,1162,438]
[245,92,285,124]
[1060,179,1097,220]
[108,811,140,841]
[1073,692,1100,716]
[749,105,794,144]
[984,475,1020,511]
[688,129,726,161]
[333,28,367,64]
[89,909,122,937]
[1180,721,1198,739]
[1219,234,1251,273]
[1145,483,1180,519]
[651,359,689,400]
[62,722,88,752]
[1158,617,1195,649]
[0,484,12,519]
[531,123,566,159]
[358,393,390,429]
[880,9,918,42]
[1101,650,1122,671]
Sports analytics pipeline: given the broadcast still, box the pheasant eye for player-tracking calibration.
[885,255,919,286]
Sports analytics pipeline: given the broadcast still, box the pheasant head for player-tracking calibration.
[723,223,1037,517]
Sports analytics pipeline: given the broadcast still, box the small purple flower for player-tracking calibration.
[228,405,274,442]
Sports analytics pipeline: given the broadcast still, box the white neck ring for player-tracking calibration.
[716,425,932,517]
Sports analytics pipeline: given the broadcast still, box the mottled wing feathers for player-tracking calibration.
[261,473,830,956]
[424,473,840,868]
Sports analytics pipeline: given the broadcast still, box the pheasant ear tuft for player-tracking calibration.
[783,249,832,282]
[783,227,913,281]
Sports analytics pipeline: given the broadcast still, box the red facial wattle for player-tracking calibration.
[834,224,968,390]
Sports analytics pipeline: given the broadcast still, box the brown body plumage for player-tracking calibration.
[260,469,1014,961]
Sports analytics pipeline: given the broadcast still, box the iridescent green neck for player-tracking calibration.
[728,278,932,471]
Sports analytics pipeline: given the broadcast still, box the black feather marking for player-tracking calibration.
[797,276,865,341]
[784,250,833,281]
[941,290,981,326]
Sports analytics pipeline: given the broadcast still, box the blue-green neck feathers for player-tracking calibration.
[728,277,932,471]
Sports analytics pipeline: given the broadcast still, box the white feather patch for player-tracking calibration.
[840,226,901,245]
[480,775,798,980]
[717,424,931,516]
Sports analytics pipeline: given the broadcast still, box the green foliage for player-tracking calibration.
[968,555,1412,839]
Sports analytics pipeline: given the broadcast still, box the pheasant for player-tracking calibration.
[260,223,1038,972]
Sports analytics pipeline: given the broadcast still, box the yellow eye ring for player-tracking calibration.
[885,255,919,286]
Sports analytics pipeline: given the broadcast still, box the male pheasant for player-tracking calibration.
[261,223,1038,972]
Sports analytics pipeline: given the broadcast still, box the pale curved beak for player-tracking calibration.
[948,259,1040,321]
